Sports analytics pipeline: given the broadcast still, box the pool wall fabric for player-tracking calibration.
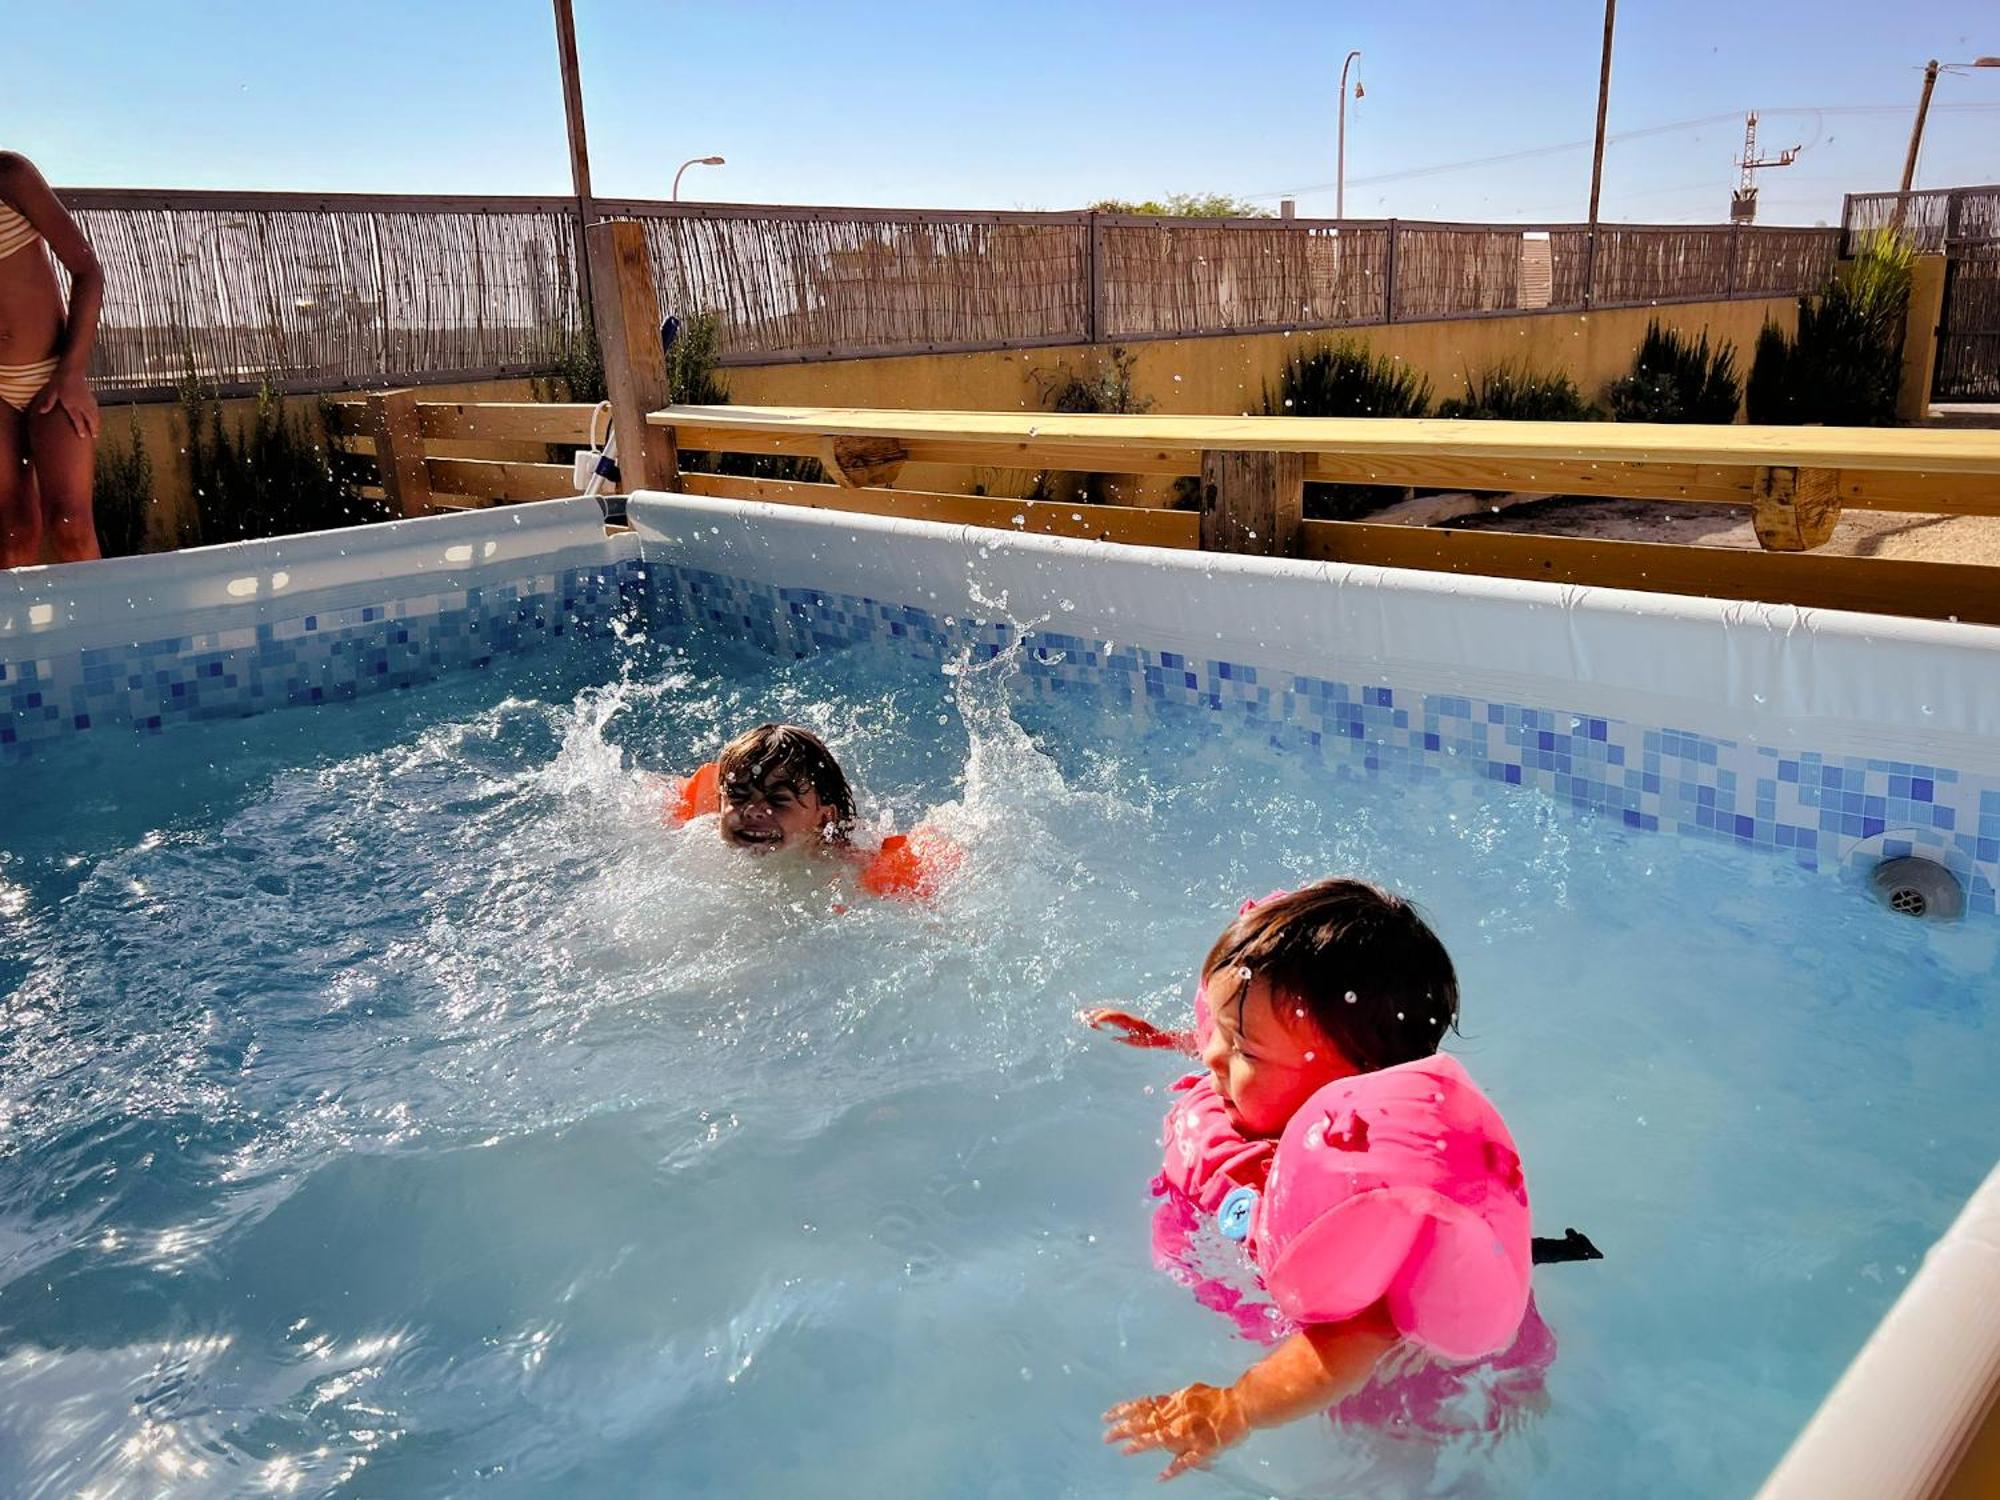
[0,500,639,756]
[626,493,2000,920]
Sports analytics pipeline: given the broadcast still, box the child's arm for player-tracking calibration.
[1080,1008,1198,1054]
[1101,1305,1397,1481]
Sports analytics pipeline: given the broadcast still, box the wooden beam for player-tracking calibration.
[819,435,907,488]
[652,406,2000,480]
[366,389,431,518]
[586,219,678,490]
[1752,466,1842,551]
[1200,449,1303,555]
[425,457,578,503]
[417,401,599,444]
[670,423,1201,477]
[1301,521,2000,626]
[675,471,1199,548]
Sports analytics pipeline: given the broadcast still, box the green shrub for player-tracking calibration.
[1266,340,1432,420]
[1745,322,1796,424]
[1605,321,1740,422]
[1745,232,1914,426]
[1090,194,1270,218]
[1440,363,1602,421]
[1265,340,1431,519]
[531,321,606,404]
[91,418,157,557]
[1032,344,1152,416]
[663,312,822,483]
[179,383,382,544]
[1027,346,1151,505]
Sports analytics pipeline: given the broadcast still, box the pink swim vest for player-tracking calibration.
[1155,1053,1533,1365]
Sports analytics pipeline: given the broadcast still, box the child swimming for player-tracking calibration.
[1093,880,1551,1479]
[662,722,958,899]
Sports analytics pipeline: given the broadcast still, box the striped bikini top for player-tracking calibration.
[0,200,42,260]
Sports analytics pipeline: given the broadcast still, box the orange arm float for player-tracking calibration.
[857,827,962,900]
[663,761,720,825]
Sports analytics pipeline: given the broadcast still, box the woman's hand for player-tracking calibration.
[32,366,99,440]
[1102,1382,1250,1481]
[1081,1008,1192,1052]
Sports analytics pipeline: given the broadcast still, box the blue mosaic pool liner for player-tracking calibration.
[1,560,644,757]
[649,562,2000,917]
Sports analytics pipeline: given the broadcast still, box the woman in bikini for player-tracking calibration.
[1,151,103,566]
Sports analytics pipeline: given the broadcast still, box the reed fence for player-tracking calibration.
[61,188,1840,403]
[1841,184,2000,255]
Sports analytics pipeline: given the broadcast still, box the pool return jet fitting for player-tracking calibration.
[1869,856,1965,921]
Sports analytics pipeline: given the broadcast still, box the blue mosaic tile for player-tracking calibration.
[2,560,644,757]
[641,561,2000,918]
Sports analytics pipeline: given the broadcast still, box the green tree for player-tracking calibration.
[1089,193,1271,218]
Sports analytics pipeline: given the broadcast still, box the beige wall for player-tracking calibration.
[94,375,552,552]
[92,298,1798,547]
[1897,255,1948,422]
[723,296,1799,503]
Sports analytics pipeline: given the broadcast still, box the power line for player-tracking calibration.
[1244,102,2000,201]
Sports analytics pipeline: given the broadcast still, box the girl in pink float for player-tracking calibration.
[1090,880,1594,1481]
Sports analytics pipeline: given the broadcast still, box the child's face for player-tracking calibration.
[718,770,836,853]
[1199,969,1354,1138]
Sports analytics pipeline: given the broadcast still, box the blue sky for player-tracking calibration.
[13,1,1998,225]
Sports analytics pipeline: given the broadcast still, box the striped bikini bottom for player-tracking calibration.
[0,357,59,413]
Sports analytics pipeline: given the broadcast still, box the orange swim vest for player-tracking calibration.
[661,760,959,901]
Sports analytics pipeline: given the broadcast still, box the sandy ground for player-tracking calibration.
[1444,494,2000,565]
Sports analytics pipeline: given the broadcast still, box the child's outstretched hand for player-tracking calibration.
[1102,1382,1250,1481]
[1081,1009,1194,1053]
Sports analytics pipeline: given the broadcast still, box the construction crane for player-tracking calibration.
[1730,112,1801,223]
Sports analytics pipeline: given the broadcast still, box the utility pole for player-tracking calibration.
[1584,0,1615,308]
[1898,59,1941,199]
[552,0,597,323]
[1586,0,1615,228]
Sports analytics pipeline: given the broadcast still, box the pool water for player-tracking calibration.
[2,621,1996,1498]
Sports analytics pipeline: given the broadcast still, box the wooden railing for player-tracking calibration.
[325,222,2000,628]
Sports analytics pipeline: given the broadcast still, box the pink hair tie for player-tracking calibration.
[1238,888,1293,915]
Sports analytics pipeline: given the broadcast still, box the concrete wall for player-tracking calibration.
[89,296,1798,550]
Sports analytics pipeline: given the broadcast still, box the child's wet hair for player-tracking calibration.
[716,723,857,829]
[1201,879,1459,1071]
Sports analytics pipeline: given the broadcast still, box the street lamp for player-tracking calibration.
[1900,58,1999,196]
[1336,50,1363,222]
[672,155,726,201]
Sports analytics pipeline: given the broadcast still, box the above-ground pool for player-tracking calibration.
[2,497,1996,1497]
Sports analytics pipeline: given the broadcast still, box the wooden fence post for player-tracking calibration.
[1383,219,1399,323]
[1199,450,1304,556]
[367,388,432,517]
[1087,210,1104,345]
[1752,466,1841,552]
[585,218,678,491]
